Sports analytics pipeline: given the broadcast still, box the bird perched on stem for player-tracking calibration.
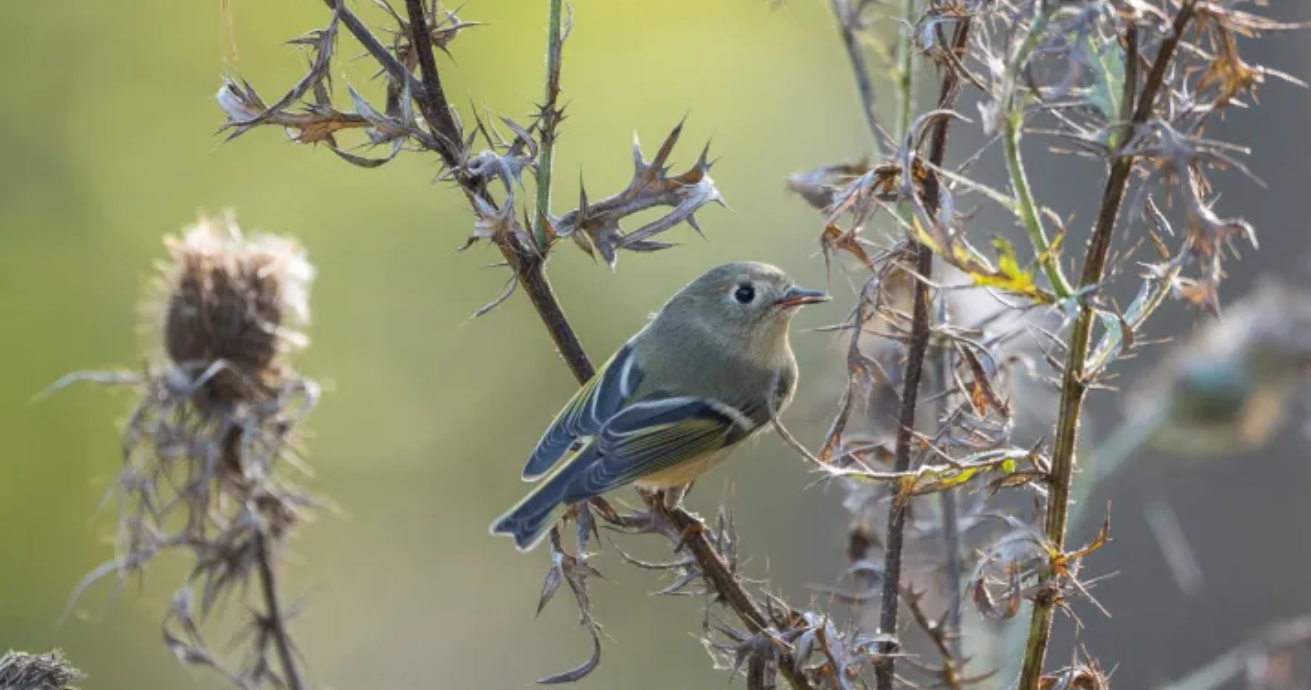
[491,262,829,551]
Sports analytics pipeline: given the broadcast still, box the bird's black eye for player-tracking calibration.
[734,284,756,304]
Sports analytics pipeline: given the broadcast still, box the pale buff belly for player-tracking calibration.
[631,429,765,490]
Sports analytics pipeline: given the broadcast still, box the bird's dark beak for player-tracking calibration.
[774,286,831,309]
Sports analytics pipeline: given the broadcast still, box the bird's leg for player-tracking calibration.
[660,483,707,550]
[662,483,690,510]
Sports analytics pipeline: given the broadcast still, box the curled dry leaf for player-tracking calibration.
[552,120,724,266]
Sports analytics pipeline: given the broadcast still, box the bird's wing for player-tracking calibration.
[521,339,645,480]
[562,394,759,501]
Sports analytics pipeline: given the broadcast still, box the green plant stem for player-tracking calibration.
[1003,117,1072,298]
[999,2,1074,298]
[533,0,565,249]
[1014,7,1195,690]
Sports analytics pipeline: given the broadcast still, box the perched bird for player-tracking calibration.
[490,262,829,551]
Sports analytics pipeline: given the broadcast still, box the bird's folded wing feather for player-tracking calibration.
[521,340,644,480]
[564,394,758,500]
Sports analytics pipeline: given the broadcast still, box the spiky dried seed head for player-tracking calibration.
[156,212,313,407]
[0,650,84,690]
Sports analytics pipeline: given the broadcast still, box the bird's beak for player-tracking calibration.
[774,285,831,309]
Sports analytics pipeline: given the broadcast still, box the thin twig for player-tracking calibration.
[224,428,306,690]
[652,503,815,690]
[905,589,965,690]
[323,0,425,98]
[874,21,971,690]
[895,0,918,140]
[1014,6,1196,690]
[403,0,464,164]
[256,533,305,690]
[830,0,883,154]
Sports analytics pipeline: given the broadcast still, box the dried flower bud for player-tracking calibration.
[0,650,84,690]
[152,212,313,408]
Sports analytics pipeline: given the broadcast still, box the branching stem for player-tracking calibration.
[830,0,883,156]
[999,2,1074,298]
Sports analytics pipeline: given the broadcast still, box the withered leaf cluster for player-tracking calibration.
[217,1,722,282]
[0,650,84,690]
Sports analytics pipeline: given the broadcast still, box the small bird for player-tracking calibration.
[490,262,829,551]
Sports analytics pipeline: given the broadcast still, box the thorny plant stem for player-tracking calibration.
[223,429,306,690]
[324,0,425,98]
[256,533,305,690]
[533,0,566,249]
[830,0,883,156]
[1000,2,1074,298]
[874,240,934,690]
[401,5,812,688]
[656,503,816,690]
[874,21,971,690]
[402,0,594,383]
[1014,6,1196,690]
[909,0,964,659]
[403,0,464,164]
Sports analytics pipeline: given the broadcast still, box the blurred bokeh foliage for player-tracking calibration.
[2,1,1310,689]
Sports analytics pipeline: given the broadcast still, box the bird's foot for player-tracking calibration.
[672,514,707,553]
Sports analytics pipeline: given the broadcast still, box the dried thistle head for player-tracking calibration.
[55,213,322,687]
[149,212,313,410]
[0,650,84,690]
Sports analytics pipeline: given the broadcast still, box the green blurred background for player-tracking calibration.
[2,1,1309,689]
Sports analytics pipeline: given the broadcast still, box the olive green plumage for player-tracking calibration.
[490,262,828,551]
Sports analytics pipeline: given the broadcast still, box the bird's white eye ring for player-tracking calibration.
[733,283,756,304]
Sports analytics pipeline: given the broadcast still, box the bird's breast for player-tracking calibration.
[632,443,742,489]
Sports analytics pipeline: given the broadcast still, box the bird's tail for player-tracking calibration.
[489,455,584,551]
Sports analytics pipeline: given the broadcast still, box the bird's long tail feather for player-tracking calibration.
[489,449,590,551]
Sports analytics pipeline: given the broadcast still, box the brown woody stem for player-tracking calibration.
[874,20,971,690]
[256,532,305,690]
[223,429,306,690]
